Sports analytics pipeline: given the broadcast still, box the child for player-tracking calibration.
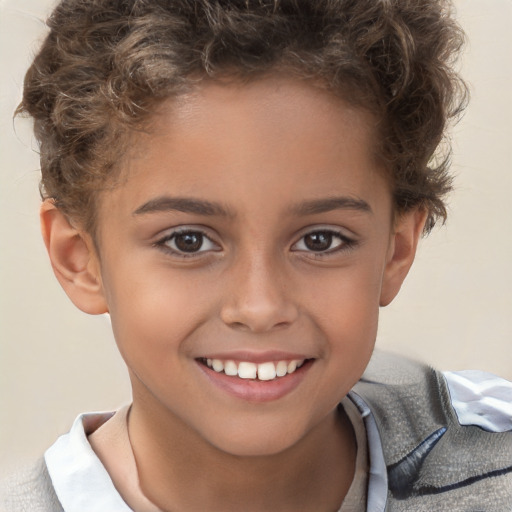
[2,0,511,510]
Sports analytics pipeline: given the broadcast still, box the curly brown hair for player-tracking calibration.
[18,0,467,235]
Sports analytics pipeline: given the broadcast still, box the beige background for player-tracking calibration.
[1,0,511,471]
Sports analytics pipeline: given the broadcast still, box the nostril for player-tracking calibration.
[229,321,249,330]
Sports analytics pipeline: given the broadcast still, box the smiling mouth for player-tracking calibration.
[198,357,311,381]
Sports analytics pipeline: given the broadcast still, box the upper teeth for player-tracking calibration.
[205,358,305,381]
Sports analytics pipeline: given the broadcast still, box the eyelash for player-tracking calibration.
[291,229,357,257]
[154,227,357,258]
[154,228,219,258]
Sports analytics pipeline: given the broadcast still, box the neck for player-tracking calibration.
[128,395,356,512]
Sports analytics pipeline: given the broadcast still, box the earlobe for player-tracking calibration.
[379,208,428,307]
[40,199,108,315]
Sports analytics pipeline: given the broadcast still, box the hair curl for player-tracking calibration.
[18,0,467,234]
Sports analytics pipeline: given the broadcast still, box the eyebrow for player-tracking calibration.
[133,195,372,218]
[291,196,372,216]
[133,196,233,217]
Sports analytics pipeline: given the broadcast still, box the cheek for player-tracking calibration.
[306,259,383,330]
[301,254,385,368]
[102,262,211,365]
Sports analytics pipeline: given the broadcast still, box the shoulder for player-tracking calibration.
[359,350,512,431]
[0,458,64,512]
[353,351,512,510]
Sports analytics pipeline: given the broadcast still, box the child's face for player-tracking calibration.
[77,78,418,456]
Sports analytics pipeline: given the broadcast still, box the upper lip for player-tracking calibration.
[197,350,312,364]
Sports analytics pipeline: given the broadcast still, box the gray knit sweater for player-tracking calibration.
[0,458,63,512]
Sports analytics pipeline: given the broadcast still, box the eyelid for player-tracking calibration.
[154,226,221,256]
[290,226,357,255]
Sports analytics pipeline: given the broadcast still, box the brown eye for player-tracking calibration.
[291,229,351,255]
[157,228,220,257]
[303,231,334,252]
[173,232,204,252]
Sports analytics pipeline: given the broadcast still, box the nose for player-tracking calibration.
[220,251,299,333]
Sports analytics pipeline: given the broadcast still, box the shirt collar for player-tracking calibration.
[347,391,388,512]
[45,411,133,512]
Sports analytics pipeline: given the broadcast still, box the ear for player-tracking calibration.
[380,208,428,307]
[40,199,108,314]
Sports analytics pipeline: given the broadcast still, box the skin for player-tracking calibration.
[41,77,426,511]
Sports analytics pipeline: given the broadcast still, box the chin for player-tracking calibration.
[204,421,306,458]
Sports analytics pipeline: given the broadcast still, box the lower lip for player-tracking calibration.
[196,360,313,403]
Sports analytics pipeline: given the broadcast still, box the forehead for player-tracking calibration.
[150,77,380,161]
[97,77,390,228]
